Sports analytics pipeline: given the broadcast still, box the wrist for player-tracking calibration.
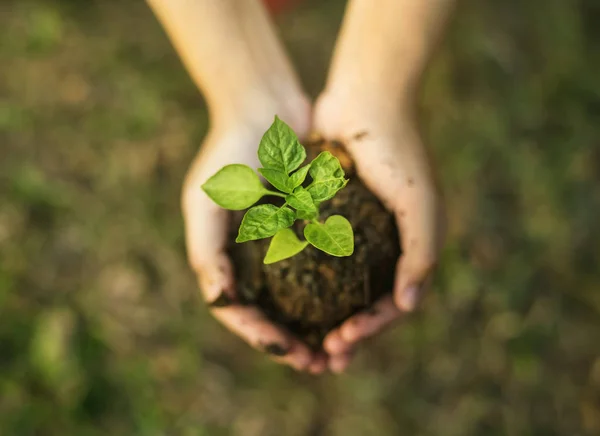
[318,82,416,122]
[210,87,311,138]
[324,72,420,117]
[313,85,421,145]
[323,0,455,116]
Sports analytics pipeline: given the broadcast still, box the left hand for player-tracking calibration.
[181,95,326,373]
[312,88,445,373]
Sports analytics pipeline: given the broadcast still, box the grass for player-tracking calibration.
[1,0,599,434]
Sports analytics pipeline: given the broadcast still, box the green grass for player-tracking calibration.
[1,0,599,434]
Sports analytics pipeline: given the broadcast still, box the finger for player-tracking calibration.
[328,351,354,374]
[323,329,353,355]
[339,294,402,344]
[196,252,236,304]
[308,352,328,375]
[323,294,402,362]
[197,257,315,371]
[182,188,229,278]
[184,197,314,371]
[393,177,442,312]
[211,304,314,371]
[196,253,315,371]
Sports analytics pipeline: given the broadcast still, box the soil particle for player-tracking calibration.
[261,342,290,356]
[207,291,235,308]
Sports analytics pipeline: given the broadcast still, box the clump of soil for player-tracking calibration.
[228,140,400,350]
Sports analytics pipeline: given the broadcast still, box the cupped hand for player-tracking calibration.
[313,89,445,373]
[181,99,327,373]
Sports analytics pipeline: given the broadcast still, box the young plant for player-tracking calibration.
[202,116,354,264]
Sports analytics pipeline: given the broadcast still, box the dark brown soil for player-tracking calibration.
[228,141,401,350]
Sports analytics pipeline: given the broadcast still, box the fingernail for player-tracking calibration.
[400,285,419,311]
[262,342,290,357]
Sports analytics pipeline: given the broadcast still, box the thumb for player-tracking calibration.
[393,248,436,312]
[195,252,236,305]
[392,181,444,312]
[181,167,234,303]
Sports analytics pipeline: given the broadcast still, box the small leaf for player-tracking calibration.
[237,204,295,242]
[286,187,317,214]
[202,164,265,210]
[287,164,310,191]
[306,151,347,202]
[309,151,345,180]
[264,229,308,264]
[307,177,347,202]
[258,168,291,193]
[258,116,306,174]
[304,215,354,256]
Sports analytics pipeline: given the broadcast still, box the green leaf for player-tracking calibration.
[258,116,306,174]
[264,229,308,264]
[309,151,345,180]
[304,215,354,256]
[258,168,291,193]
[296,208,319,220]
[306,151,347,202]
[287,164,310,190]
[202,164,265,210]
[236,204,295,242]
[286,187,317,214]
[307,178,347,202]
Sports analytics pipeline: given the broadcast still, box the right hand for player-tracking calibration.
[181,97,327,373]
[313,87,445,373]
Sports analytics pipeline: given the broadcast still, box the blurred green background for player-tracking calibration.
[1,0,599,434]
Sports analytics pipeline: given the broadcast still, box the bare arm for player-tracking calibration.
[146,0,307,126]
[326,0,456,107]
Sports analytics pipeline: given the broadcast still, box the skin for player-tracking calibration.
[147,0,454,373]
[314,0,454,372]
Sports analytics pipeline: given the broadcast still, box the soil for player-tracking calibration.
[227,140,401,350]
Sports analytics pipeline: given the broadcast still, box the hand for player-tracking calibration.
[313,88,445,372]
[181,97,327,373]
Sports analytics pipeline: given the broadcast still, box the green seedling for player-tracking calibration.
[202,116,354,264]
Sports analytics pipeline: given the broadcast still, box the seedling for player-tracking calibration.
[201,116,354,264]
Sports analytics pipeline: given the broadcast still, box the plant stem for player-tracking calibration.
[265,190,286,198]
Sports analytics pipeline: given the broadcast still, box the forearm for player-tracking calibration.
[326,0,456,106]
[147,0,305,124]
